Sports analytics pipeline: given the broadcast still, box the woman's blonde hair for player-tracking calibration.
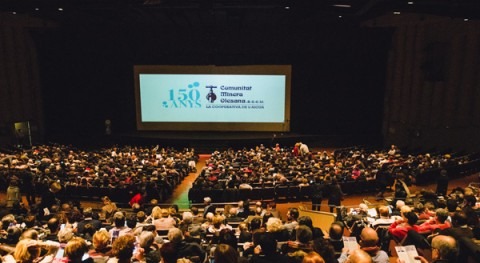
[92,229,111,250]
[266,217,284,232]
[65,237,89,262]
[212,215,225,227]
[151,206,162,219]
[13,239,41,263]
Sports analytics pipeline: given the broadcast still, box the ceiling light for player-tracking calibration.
[333,4,351,8]
[35,8,40,11]
[393,11,401,15]
[464,18,469,22]
[58,7,64,11]
[12,11,16,15]
[407,1,414,5]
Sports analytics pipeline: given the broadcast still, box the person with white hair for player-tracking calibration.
[137,231,161,263]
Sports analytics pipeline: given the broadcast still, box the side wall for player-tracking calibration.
[365,14,480,152]
[0,13,53,145]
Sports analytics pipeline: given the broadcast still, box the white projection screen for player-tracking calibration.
[134,65,291,132]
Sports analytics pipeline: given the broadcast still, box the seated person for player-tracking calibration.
[388,211,419,241]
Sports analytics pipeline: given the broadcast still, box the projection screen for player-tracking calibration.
[134,65,291,131]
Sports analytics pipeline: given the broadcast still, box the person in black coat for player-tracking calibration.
[250,233,289,263]
[77,207,103,235]
[203,197,216,218]
[311,178,325,211]
[436,169,449,196]
[327,178,344,213]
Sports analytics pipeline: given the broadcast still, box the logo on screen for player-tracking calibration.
[206,85,217,103]
[162,82,201,108]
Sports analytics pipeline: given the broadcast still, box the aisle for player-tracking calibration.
[166,154,210,209]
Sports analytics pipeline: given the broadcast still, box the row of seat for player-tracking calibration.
[58,173,187,204]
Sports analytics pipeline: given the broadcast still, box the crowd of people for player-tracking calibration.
[0,142,479,263]
[0,144,198,209]
[191,143,475,206]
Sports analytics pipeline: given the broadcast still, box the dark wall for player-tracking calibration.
[32,11,391,142]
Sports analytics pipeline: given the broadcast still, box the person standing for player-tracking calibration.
[311,178,324,211]
[6,178,21,208]
[327,178,344,213]
[436,169,449,196]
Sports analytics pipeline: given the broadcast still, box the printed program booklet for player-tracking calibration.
[395,245,421,263]
[342,236,358,252]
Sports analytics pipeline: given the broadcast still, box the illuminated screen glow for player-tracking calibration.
[134,65,291,131]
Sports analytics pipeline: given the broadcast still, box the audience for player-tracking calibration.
[0,143,479,263]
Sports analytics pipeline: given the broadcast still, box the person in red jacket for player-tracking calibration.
[388,211,419,241]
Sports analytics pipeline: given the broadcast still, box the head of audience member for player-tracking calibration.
[161,209,170,218]
[258,233,278,256]
[58,226,74,243]
[313,237,337,263]
[403,211,418,226]
[434,208,449,223]
[92,229,111,251]
[328,221,344,241]
[250,218,262,232]
[446,199,458,213]
[111,234,136,262]
[431,235,457,262]
[345,249,373,263]
[359,228,379,250]
[298,216,315,231]
[212,215,225,229]
[238,222,249,233]
[182,211,193,224]
[204,197,212,206]
[113,212,126,228]
[228,207,237,218]
[218,228,238,249]
[151,206,162,220]
[167,227,184,244]
[377,206,390,218]
[160,242,177,263]
[302,251,325,263]
[137,211,146,223]
[296,225,313,244]
[83,207,94,219]
[190,206,199,216]
[213,244,239,263]
[464,195,477,207]
[65,237,89,263]
[451,211,468,227]
[395,200,405,211]
[266,217,284,233]
[287,208,299,222]
[13,239,42,263]
[138,231,155,250]
[2,214,15,231]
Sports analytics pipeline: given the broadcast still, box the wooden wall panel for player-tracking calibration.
[368,14,480,151]
[0,13,49,142]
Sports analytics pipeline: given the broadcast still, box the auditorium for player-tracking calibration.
[0,1,480,263]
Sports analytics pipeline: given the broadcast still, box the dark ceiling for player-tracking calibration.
[2,0,480,27]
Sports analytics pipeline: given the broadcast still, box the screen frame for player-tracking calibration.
[134,65,291,132]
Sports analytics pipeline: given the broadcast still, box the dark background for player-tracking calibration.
[33,9,392,143]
